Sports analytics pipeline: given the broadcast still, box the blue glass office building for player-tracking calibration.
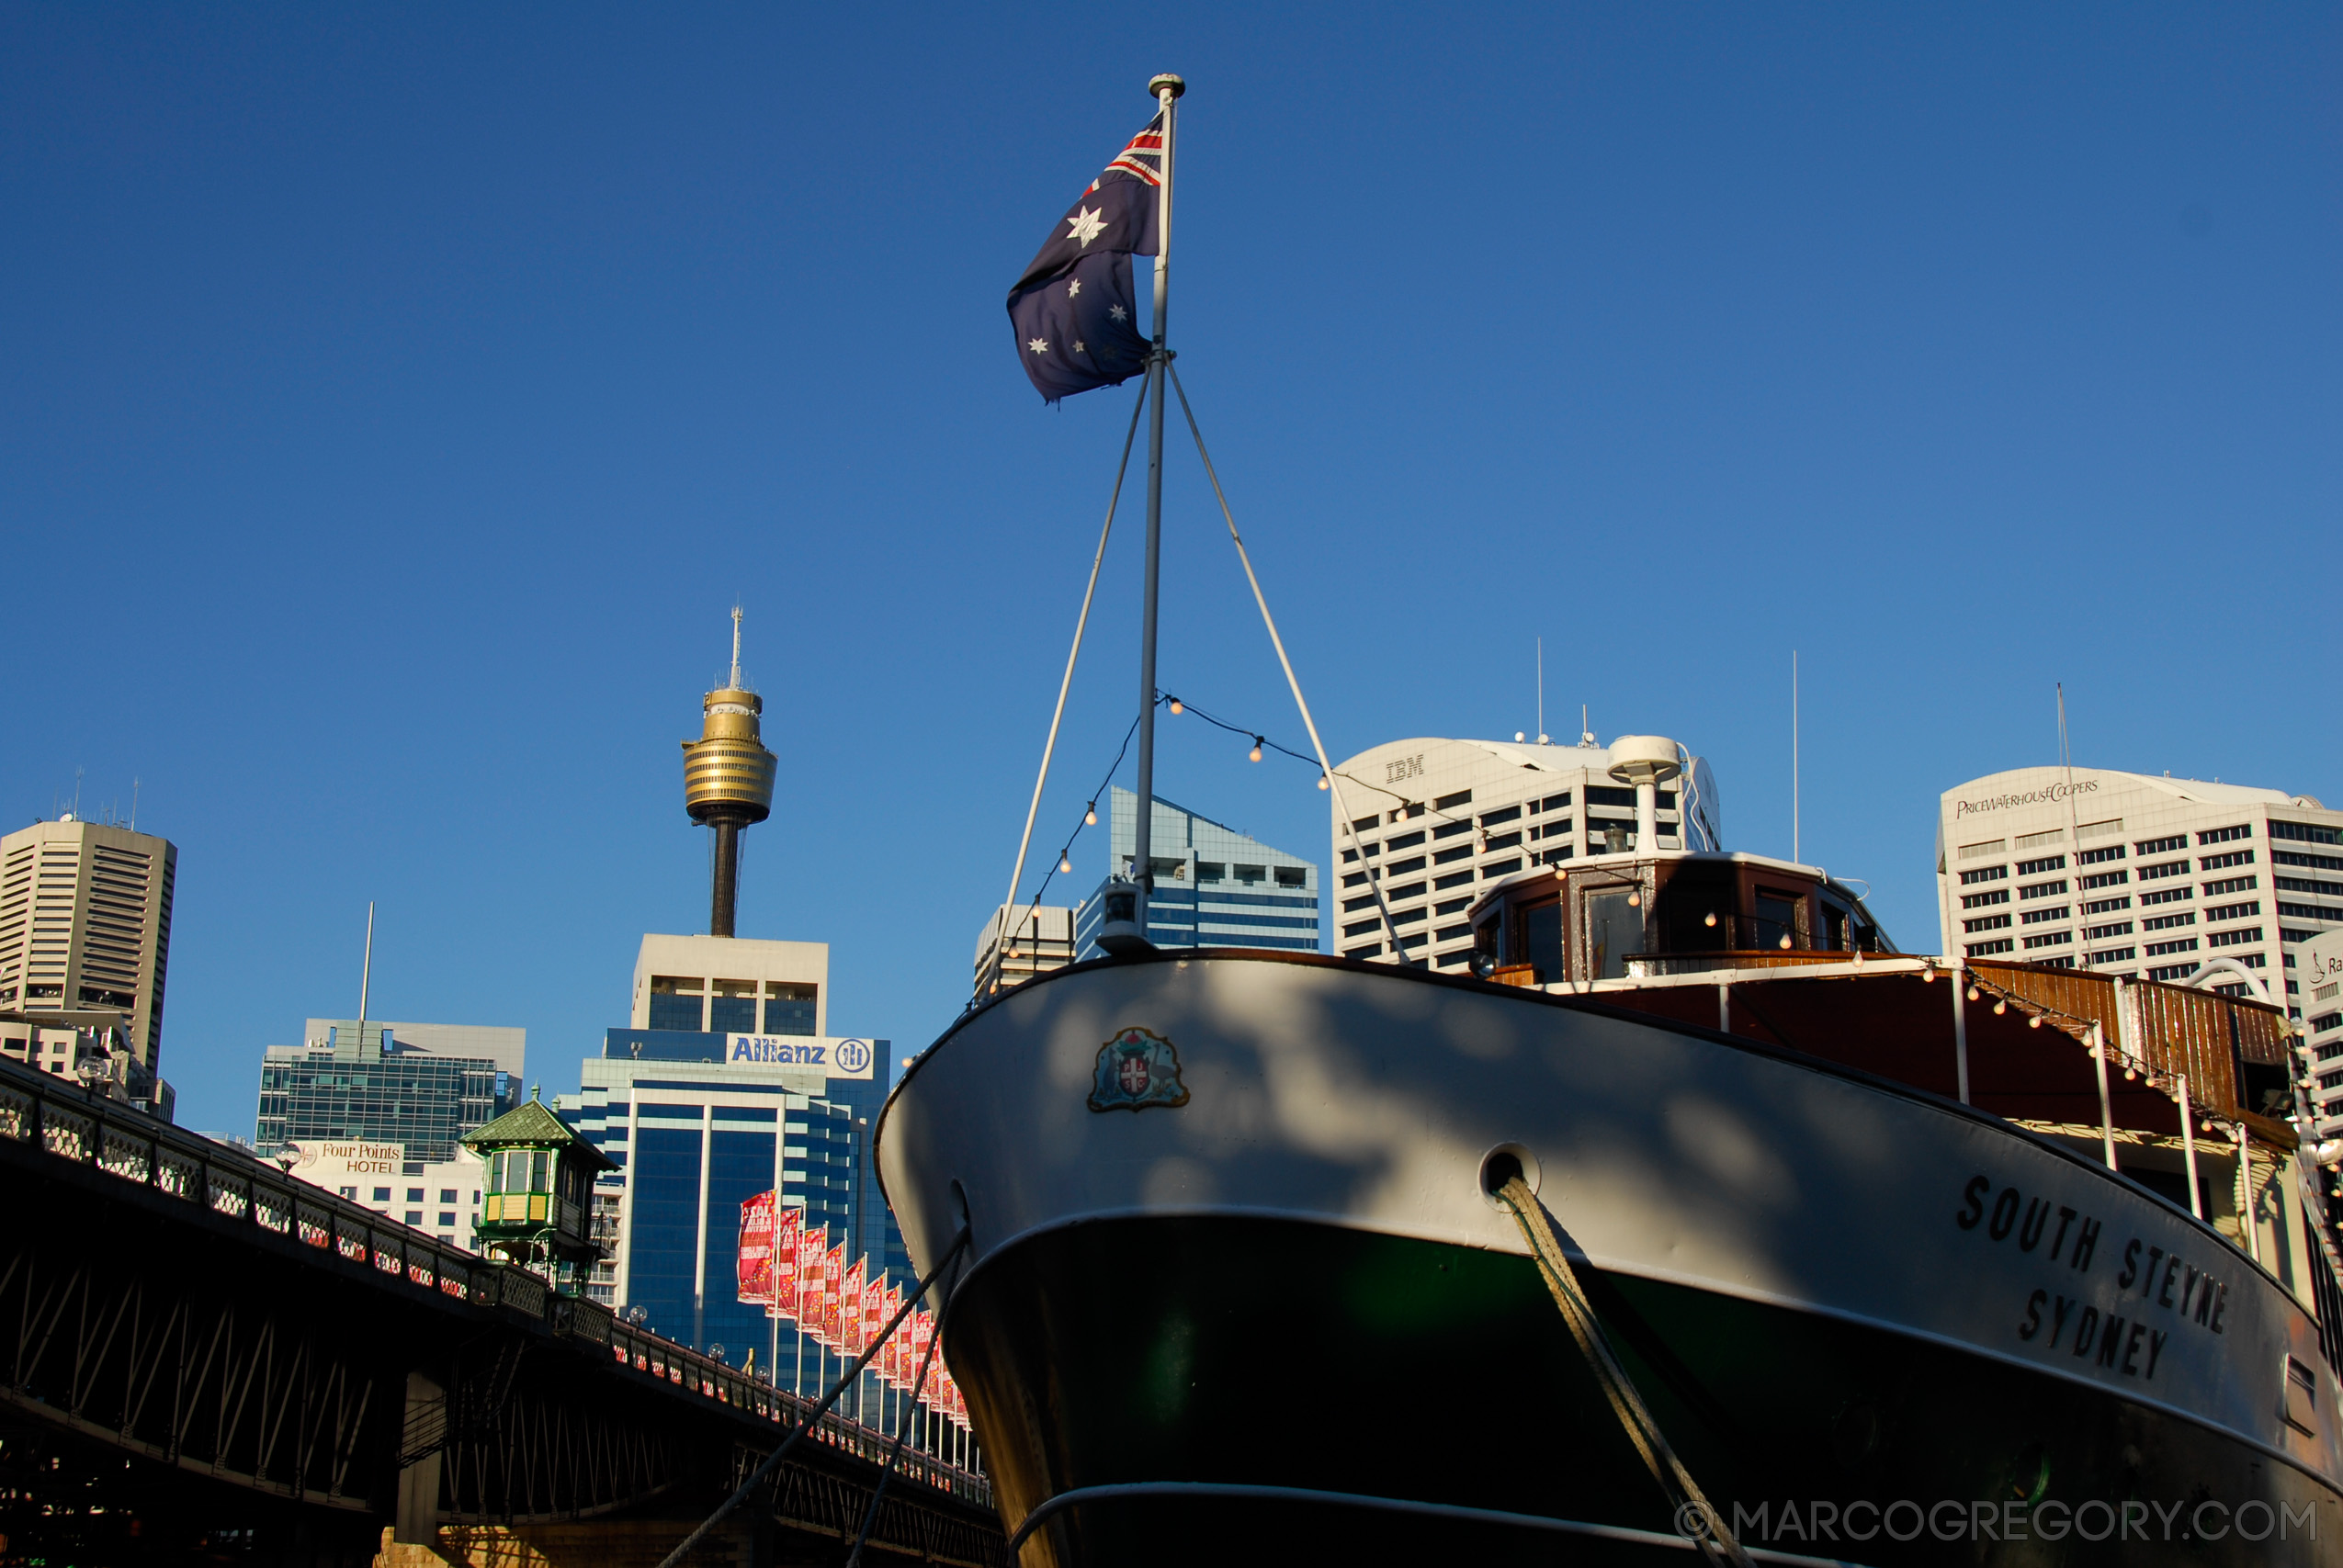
[562,1028,909,1402]
[1073,787,1322,958]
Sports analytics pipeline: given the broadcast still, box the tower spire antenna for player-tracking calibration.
[730,604,743,691]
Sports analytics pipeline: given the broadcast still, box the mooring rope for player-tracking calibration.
[1494,1175,1752,1568]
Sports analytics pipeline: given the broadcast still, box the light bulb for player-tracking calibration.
[1703,912,1716,928]
[1085,803,1097,826]
[1967,987,1980,1002]
[1249,739,1263,762]
[2028,1015,2043,1030]
[1168,696,1183,715]
[2123,1069,2136,1081]
[1994,1000,2008,1016]
[1059,854,1072,874]
[1318,774,1330,790]
[1626,891,1641,908]
[1779,933,1793,950]
[1921,964,1935,982]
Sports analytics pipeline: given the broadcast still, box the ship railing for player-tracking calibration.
[0,1053,993,1509]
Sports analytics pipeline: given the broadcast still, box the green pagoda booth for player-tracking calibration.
[461,1090,615,1292]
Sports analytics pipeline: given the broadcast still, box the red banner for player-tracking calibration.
[795,1225,828,1340]
[863,1272,888,1367]
[878,1283,903,1383]
[907,1311,934,1394]
[765,1207,801,1319]
[735,1191,776,1304]
[819,1241,846,1347]
[839,1258,866,1356]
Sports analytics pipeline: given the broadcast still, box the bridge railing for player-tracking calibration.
[0,1055,992,1510]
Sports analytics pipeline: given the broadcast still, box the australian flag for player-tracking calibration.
[1006,114,1163,402]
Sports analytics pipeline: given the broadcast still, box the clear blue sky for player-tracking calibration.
[4,6,2335,1137]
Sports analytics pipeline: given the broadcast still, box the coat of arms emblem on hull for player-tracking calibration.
[1088,1026,1190,1112]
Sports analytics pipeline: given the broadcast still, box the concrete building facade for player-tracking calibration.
[1323,737,1723,969]
[277,1137,487,1251]
[631,933,826,1038]
[1933,769,2341,1012]
[1071,788,1320,960]
[0,818,176,1070]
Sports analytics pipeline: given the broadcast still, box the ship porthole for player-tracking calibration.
[1478,1143,1542,1210]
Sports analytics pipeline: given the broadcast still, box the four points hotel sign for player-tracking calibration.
[727,1034,876,1079]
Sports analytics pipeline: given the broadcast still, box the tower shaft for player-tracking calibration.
[710,816,743,938]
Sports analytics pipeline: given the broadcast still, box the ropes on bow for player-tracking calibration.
[1492,1174,1752,1568]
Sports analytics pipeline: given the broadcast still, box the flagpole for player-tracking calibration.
[1129,71,1183,939]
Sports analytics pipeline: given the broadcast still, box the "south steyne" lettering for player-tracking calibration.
[1954,1172,2228,1384]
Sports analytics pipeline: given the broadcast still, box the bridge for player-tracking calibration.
[0,1055,1008,1568]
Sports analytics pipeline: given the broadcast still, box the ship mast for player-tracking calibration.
[1127,73,1184,937]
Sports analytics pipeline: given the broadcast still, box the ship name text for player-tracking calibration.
[1955,1173,2228,1383]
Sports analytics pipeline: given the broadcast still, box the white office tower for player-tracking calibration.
[1935,768,2342,1015]
[1325,736,1721,968]
[2293,930,2343,1136]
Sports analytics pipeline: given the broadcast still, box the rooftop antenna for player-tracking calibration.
[1579,704,1594,748]
[1792,649,1801,865]
[357,901,375,1051]
[130,778,139,832]
[729,604,744,691]
[1535,637,1547,745]
[71,767,83,821]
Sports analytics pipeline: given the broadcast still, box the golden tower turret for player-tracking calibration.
[682,607,777,938]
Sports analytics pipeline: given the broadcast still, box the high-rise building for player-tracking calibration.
[255,1019,521,1162]
[1322,737,1724,969]
[971,904,1077,991]
[563,936,901,1397]
[0,817,176,1070]
[1071,788,1321,960]
[1933,768,2341,1000]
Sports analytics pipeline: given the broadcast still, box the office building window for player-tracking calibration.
[373,1187,391,1202]
[2019,880,2067,901]
[2207,926,2262,949]
[2203,875,2258,897]
[1961,889,2009,909]
[2082,896,2131,915]
[2143,911,2195,931]
[709,981,759,1034]
[2204,901,2260,923]
[2198,824,2252,846]
[404,1211,424,1225]
[2136,835,2186,856]
[649,992,704,1032]
[2084,922,2134,942]
[2079,870,2129,890]
[2020,931,2071,950]
[1964,914,2012,933]
[2017,855,2066,876]
[764,985,818,1036]
[2141,886,2190,908]
[1959,865,2009,886]
[2138,860,2190,883]
[2077,844,2126,865]
[1966,939,2014,956]
[2200,849,2255,872]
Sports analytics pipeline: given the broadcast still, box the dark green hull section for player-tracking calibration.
[947,1214,2338,1566]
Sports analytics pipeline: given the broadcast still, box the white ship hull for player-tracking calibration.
[877,951,2343,1564]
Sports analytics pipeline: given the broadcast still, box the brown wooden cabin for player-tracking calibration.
[1466,851,2315,1266]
